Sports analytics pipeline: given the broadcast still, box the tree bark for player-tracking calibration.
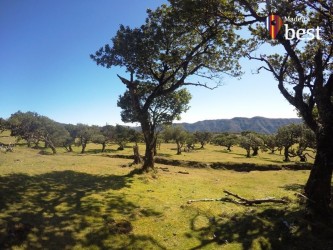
[154,144,157,156]
[49,144,57,154]
[304,129,333,215]
[44,137,56,154]
[252,147,259,156]
[45,139,56,154]
[141,120,156,171]
[284,146,290,162]
[142,137,155,171]
[117,144,124,150]
[81,142,87,154]
[102,142,106,152]
[27,139,32,148]
[177,141,182,155]
[246,149,251,158]
[133,145,142,164]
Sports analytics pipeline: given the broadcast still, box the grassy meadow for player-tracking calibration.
[0,132,332,250]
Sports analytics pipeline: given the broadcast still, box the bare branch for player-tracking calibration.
[187,190,288,205]
[223,190,288,205]
[183,81,220,90]
[247,54,280,79]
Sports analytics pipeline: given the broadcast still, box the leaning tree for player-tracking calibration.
[8,111,69,154]
[212,0,333,214]
[91,3,245,171]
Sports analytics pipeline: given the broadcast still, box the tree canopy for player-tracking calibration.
[91,2,247,170]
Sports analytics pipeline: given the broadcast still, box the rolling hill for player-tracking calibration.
[175,116,302,134]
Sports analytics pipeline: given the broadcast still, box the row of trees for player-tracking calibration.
[161,124,316,162]
[1,111,141,154]
[236,124,316,162]
[2,112,314,162]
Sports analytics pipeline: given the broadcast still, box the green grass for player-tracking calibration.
[0,133,332,249]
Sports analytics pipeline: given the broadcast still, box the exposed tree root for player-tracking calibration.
[294,192,315,203]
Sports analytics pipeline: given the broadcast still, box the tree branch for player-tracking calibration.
[182,82,219,90]
[187,190,288,205]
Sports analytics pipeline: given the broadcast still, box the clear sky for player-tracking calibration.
[0,0,298,126]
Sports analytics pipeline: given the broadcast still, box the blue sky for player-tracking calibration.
[0,0,298,126]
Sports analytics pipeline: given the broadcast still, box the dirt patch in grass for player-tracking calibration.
[106,219,133,234]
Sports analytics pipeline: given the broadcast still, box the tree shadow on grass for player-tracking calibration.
[260,157,284,164]
[187,207,333,250]
[281,184,333,200]
[0,170,165,249]
[213,149,231,154]
[156,153,173,158]
[282,184,304,192]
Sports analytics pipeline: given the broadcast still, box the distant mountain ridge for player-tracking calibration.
[175,117,302,134]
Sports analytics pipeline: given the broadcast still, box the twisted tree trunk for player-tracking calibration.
[304,128,333,215]
[133,145,142,164]
[283,145,291,162]
[141,119,156,172]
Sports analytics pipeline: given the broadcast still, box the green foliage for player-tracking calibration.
[299,125,316,151]
[239,133,264,158]
[212,133,239,151]
[8,111,40,145]
[275,123,317,162]
[91,1,247,169]
[0,118,8,134]
[163,126,189,154]
[276,124,302,148]
[90,125,107,147]
[75,124,95,153]
[8,111,69,153]
[91,3,244,83]
[113,125,132,150]
[101,125,115,140]
[260,134,280,154]
[63,124,139,153]
[38,116,70,153]
[128,129,143,145]
[117,86,191,125]
[63,124,78,151]
[276,124,316,162]
[194,131,212,149]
